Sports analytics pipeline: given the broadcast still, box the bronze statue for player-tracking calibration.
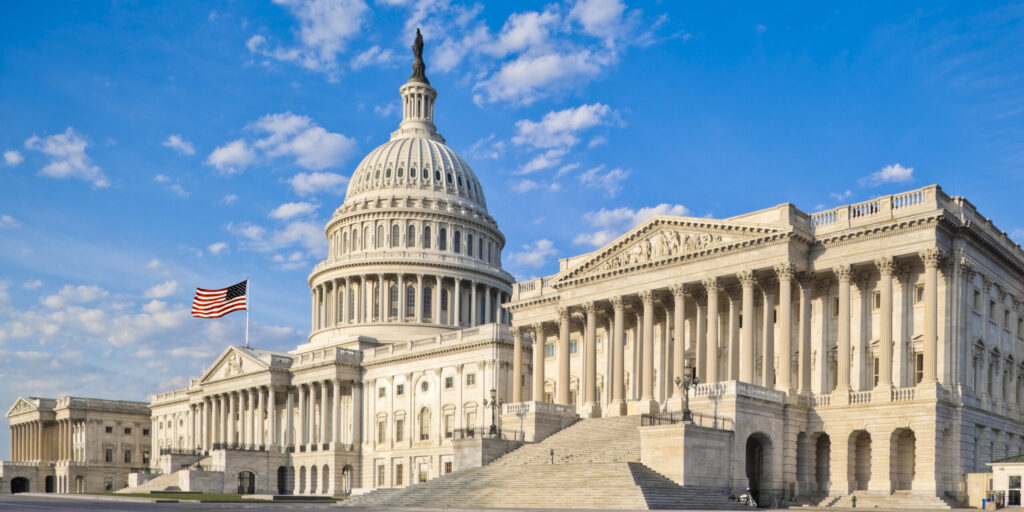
[410,28,429,84]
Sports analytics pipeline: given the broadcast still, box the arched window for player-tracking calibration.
[457,176,463,187]
[423,226,432,249]
[363,227,369,250]
[453,231,461,253]
[419,408,430,440]
[422,168,429,179]
[446,172,453,183]
[423,286,432,318]
[467,234,474,256]
[391,225,400,248]
[406,285,415,314]
[439,228,447,251]
[479,238,484,259]
[386,168,392,178]
[342,232,348,254]
[389,285,398,318]
[407,225,415,248]
[376,226,383,249]
[398,167,404,178]
[348,286,356,321]
[434,170,441,181]
[441,289,448,311]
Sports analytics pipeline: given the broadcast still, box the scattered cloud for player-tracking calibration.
[208,241,229,255]
[41,284,109,308]
[144,280,179,299]
[474,50,612,106]
[467,134,506,160]
[755,24,767,35]
[229,219,326,259]
[24,127,109,187]
[509,239,558,268]
[207,112,356,174]
[247,0,370,77]
[162,134,196,155]
[510,179,539,193]
[860,163,914,187]
[351,45,395,69]
[153,174,188,197]
[830,190,853,201]
[206,139,257,174]
[513,103,616,149]
[578,165,630,196]
[288,171,348,196]
[22,280,43,290]
[0,215,20,228]
[573,203,689,247]
[272,251,308,270]
[3,150,23,166]
[221,194,239,205]
[373,101,400,117]
[519,148,568,174]
[269,201,319,219]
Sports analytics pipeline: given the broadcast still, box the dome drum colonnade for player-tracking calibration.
[507,249,946,417]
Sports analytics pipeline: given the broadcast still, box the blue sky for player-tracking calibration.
[2,1,1024,458]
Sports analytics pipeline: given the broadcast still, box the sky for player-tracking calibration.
[2,1,1024,459]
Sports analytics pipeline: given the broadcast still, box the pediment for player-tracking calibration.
[6,397,38,417]
[199,346,270,384]
[556,216,789,284]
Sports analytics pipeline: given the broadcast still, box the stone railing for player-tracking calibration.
[364,323,511,361]
[813,395,831,407]
[690,381,785,404]
[808,185,941,235]
[293,346,361,367]
[892,387,915,402]
[502,400,577,417]
[849,390,872,405]
[640,411,734,431]
[511,277,556,302]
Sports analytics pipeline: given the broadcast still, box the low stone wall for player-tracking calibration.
[502,408,577,443]
[181,469,224,493]
[640,422,734,490]
[452,437,524,471]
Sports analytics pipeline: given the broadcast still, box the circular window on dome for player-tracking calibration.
[422,168,429,179]
[457,176,463,187]
[386,168,392,178]
[398,168,404,178]
[446,172,453,183]
[435,170,441,181]
[421,381,429,392]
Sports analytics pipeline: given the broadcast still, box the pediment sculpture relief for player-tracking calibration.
[223,353,244,378]
[597,229,726,272]
[10,399,34,414]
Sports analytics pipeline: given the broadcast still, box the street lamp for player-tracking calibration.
[674,362,699,422]
[483,388,502,437]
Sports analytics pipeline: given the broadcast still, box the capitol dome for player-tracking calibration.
[306,31,514,344]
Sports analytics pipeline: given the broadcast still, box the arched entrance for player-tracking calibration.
[11,477,29,494]
[45,475,55,493]
[746,433,771,504]
[237,471,255,495]
[75,476,84,493]
[890,429,916,491]
[341,465,353,495]
[815,433,832,493]
[322,465,330,495]
[298,466,306,494]
[849,430,872,491]
[310,465,318,494]
[277,466,289,495]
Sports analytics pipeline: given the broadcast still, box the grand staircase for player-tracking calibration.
[822,490,959,509]
[341,416,742,510]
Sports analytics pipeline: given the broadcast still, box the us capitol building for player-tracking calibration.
[4,35,1024,509]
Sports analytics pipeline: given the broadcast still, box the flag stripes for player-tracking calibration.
[191,280,247,318]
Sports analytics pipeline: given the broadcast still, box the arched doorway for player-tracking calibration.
[310,465,318,494]
[341,465,353,495]
[746,433,771,503]
[849,430,872,491]
[11,477,29,493]
[237,471,255,495]
[815,433,832,493]
[298,466,306,495]
[75,476,84,493]
[277,466,289,495]
[890,429,916,491]
[322,465,330,495]
[45,475,55,493]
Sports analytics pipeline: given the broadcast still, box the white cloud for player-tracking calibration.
[161,134,196,155]
[351,45,395,69]
[272,251,308,270]
[588,136,607,148]
[41,284,109,308]
[153,174,170,183]
[570,0,627,44]
[24,127,109,187]
[755,24,767,35]
[270,201,318,219]
[205,139,257,174]
[154,174,188,197]
[860,163,914,187]
[0,215,20,228]
[509,239,558,268]
[16,351,49,361]
[248,0,369,75]
[510,179,539,193]
[578,165,630,196]
[467,134,506,160]
[144,280,180,299]
[513,103,615,149]
[373,101,400,117]
[22,280,43,290]
[573,203,689,247]
[146,259,162,269]
[288,171,348,196]
[3,150,23,166]
[221,194,239,205]
[473,50,611,105]
[229,219,326,258]
[519,148,568,174]
[488,9,560,57]
[208,241,229,255]
[830,190,853,201]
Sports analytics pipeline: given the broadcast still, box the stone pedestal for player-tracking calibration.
[831,387,851,406]
[639,421,734,490]
[607,399,627,416]
[663,395,686,413]
[872,386,893,404]
[635,399,660,414]
[452,437,523,472]
[501,401,578,443]
[580,402,602,419]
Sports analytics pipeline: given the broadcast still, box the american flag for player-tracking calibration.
[191,280,247,318]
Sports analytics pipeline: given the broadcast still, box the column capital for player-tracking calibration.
[761,276,778,295]
[668,283,686,297]
[639,289,654,304]
[797,271,814,289]
[773,263,796,280]
[557,306,570,320]
[737,270,757,287]
[874,256,895,276]
[834,263,853,282]
[532,322,545,338]
[609,295,624,309]
[919,247,946,268]
[959,256,977,279]
[583,301,596,315]
[511,326,523,337]
[726,285,742,301]
[701,276,720,292]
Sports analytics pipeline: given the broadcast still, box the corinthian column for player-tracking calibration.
[610,297,626,415]
[512,327,523,403]
[762,276,777,388]
[670,285,686,401]
[557,307,571,405]
[532,323,546,402]
[739,270,757,383]
[775,264,795,394]
[798,273,813,394]
[920,248,944,389]
[582,302,601,418]
[835,264,853,401]
[875,257,895,392]
[639,290,658,413]
[703,278,720,383]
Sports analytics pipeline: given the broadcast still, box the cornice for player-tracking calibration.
[308,259,515,289]
[360,338,511,369]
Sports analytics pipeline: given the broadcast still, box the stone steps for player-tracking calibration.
[342,416,743,510]
[822,491,958,509]
[117,472,182,493]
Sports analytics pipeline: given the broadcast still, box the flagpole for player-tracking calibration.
[245,276,250,348]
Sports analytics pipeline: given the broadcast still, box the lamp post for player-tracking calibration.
[673,362,699,422]
[483,388,502,437]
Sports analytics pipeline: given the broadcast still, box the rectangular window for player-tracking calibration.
[465,411,476,429]
[395,464,404,486]
[623,332,628,346]
[395,419,404,442]
[377,465,386,487]
[833,297,839,316]
[104,478,113,492]
[914,284,925,304]
[124,449,132,463]
[1010,475,1021,506]
[105,426,113,433]
[377,420,386,444]
[396,384,405,396]
[545,343,554,358]
[597,337,603,352]
[142,429,150,436]
[872,291,881,310]
[990,301,997,321]
[124,427,132,435]
[444,461,453,474]
[1018,318,1023,339]
[419,464,428,482]
[569,339,578,355]
[466,373,476,386]
[445,376,454,389]
[142,450,150,464]
[772,308,777,324]
[444,413,454,439]
[873,357,880,387]
[914,353,924,385]
[974,289,982,311]
[379,387,386,398]
[1005,310,1011,328]
[105,448,113,462]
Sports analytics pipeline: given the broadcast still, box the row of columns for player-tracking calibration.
[312,274,509,331]
[8,419,80,463]
[10,421,42,461]
[512,252,944,412]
